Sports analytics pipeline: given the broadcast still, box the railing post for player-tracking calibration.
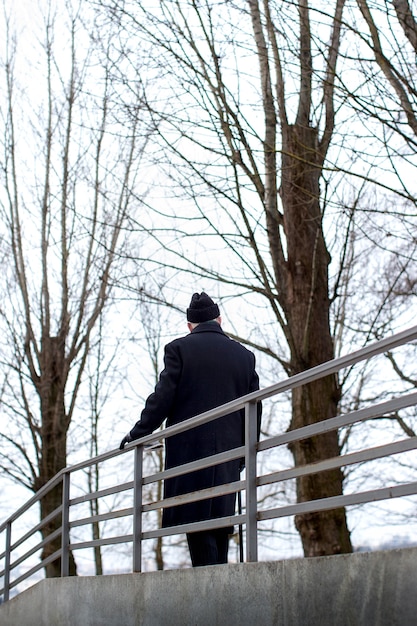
[61,472,70,577]
[4,520,11,602]
[245,400,258,562]
[133,444,143,573]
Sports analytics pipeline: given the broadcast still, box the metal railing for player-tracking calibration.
[1,325,417,602]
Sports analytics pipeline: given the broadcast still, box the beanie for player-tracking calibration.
[186,292,220,323]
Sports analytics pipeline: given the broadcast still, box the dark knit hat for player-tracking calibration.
[186,292,220,323]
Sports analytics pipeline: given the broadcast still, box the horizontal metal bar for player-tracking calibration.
[70,534,134,551]
[8,548,61,591]
[9,527,62,573]
[258,437,417,486]
[143,446,245,485]
[70,507,134,529]
[8,505,63,554]
[70,481,134,507]
[143,480,244,513]
[122,326,417,456]
[257,326,417,404]
[258,392,417,453]
[0,476,64,535]
[143,514,246,540]
[258,481,417,522]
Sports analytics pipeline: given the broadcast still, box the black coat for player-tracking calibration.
[129,321,261,528]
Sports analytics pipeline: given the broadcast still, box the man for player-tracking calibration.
[120,292,261,567]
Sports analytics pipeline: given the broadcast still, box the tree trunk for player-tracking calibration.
[280,124,352,555]
[34,336,77,577]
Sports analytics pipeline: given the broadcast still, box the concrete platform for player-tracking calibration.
[1,547,416,625]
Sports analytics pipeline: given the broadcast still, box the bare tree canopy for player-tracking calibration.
[0,0,151,576]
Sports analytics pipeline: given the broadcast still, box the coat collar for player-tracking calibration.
[190,321,225,335]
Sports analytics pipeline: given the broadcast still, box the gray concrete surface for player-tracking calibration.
[1,547,417,625]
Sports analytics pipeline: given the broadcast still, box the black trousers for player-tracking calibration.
[186,528,230,567]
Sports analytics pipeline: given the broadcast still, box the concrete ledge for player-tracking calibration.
[1,547,417,625]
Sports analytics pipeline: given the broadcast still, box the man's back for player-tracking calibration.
[165,321,258,428]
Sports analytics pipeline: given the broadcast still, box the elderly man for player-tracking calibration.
[120,292,261,566]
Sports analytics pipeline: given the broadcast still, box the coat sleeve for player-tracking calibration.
[129,341,182,440]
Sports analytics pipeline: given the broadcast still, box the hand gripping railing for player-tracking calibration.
[1,324,417,602]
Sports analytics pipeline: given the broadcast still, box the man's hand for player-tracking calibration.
[119,433,133,450]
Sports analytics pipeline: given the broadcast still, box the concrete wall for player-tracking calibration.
[1,547,417,625]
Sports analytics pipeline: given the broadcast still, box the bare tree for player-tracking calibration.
[0,1,150,576]
[99,0,354,556]
[338,0,417,371]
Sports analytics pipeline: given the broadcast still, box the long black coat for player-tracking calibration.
[129,321,260,528]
